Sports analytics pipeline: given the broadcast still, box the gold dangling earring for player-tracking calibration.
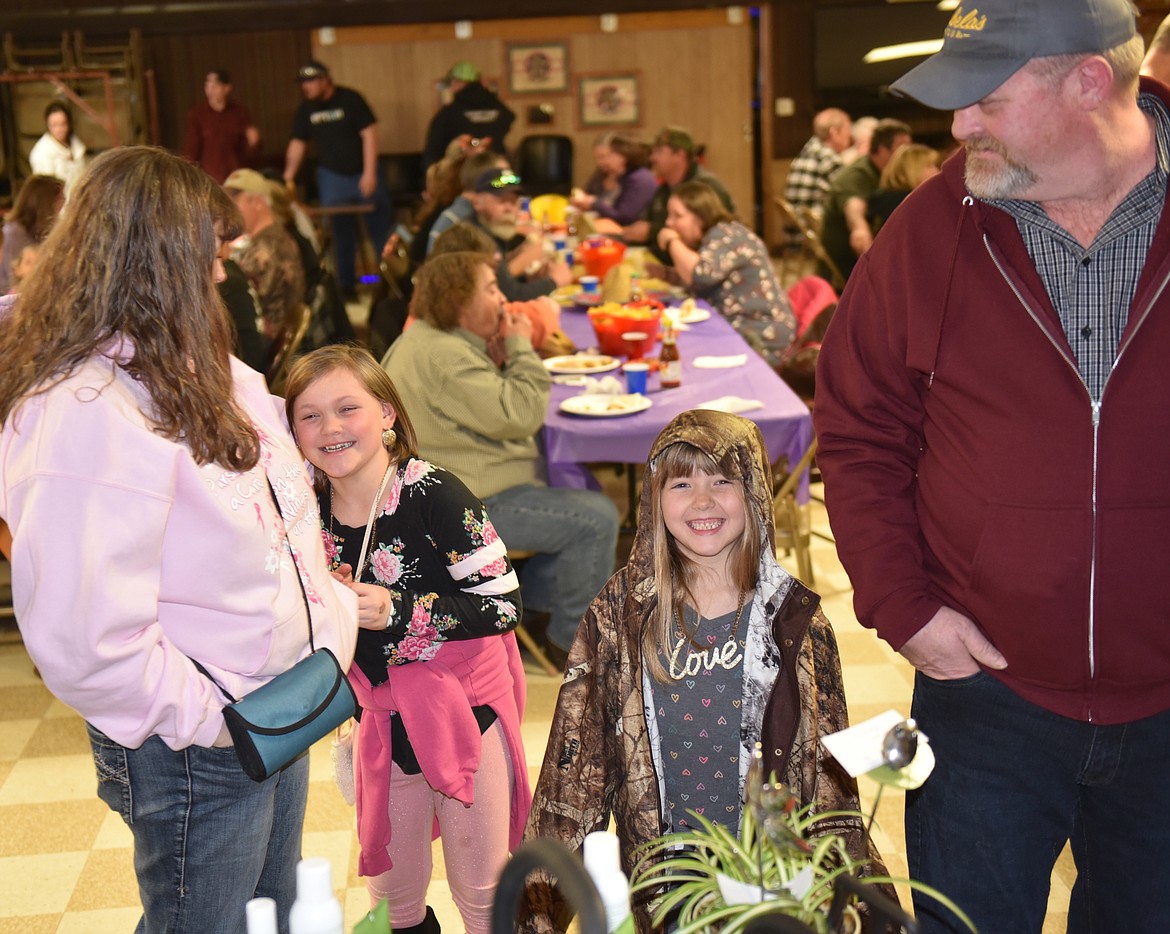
[382,427,397,449]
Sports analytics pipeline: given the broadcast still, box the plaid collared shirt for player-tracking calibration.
[988,93,1170,402]
[784,136,845,214]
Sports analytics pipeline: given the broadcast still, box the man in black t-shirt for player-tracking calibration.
[283,60,392,294]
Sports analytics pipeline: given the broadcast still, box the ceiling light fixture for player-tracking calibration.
[863,39,944,64]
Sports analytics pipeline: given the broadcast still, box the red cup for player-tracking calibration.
[621,330,652,360]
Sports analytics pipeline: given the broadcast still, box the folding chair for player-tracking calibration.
[774,198,846,292]
[772,437,818,586]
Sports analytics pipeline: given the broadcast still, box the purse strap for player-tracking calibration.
[191,476,315,705]
[266,477,315,653]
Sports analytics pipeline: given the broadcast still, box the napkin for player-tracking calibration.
[698,396,764,415]
[693,354,747,369]
[579,375,624,395]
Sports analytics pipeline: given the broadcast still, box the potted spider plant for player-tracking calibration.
[627,735,975,934]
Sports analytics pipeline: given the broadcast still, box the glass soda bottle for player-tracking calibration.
[660,321,681,388]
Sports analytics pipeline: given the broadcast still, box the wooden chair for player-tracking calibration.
[515,134,574,196]
[506,549,562,677]
[773,197,845,292]
[266,303,312,395]
[772,437,818,586]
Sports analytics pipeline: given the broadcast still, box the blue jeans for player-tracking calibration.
[315,165,393,290]
[87,724,309,934]
[483,484,619,650]
[906,671,1170,934]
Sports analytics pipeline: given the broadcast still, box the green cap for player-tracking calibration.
[652,126,694,154]
[448,61,480,82]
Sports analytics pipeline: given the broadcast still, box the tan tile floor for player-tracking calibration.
[0,480,1075,932]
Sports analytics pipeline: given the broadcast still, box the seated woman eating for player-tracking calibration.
[655,180,797,370]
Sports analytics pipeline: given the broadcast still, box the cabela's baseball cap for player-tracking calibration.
[296,60,330,82]
[223,168,271,197]
[474,168,523,195]
[890,0,1137,111]
[448,61,481,82]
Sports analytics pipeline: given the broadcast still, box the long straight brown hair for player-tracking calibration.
[641,441,760,683]
[0,146,258,470]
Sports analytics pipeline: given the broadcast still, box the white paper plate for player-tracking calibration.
[550,285,602,307]
[560,393,652,417]
[543,354,621,375]
[675,305,710,324]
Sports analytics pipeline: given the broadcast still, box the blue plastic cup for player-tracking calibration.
[625,362,650,395]
[579,275,600,295]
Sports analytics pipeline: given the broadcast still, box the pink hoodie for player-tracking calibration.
[0,346,357,750]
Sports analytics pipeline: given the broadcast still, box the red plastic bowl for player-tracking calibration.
[587,303,663,356]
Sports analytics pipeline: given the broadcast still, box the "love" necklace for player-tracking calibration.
[667,590,747,681]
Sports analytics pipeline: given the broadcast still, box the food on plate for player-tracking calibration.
[604,394,642,411]
[543,354,621,374]
[559,392,653,417]
[556,355,616,370]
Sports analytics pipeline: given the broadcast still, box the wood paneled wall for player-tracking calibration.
[144,30,312,170]
[310,9,754,220]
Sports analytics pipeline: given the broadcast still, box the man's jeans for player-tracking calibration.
[88,725,309,934]
[906,671,1170,934]
[315,165,393,290]
[483,484,619,650]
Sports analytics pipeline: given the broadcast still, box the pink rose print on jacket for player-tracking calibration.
[480,556,508,577]
[403,460,434,485]
[322,529,341,568]
[482,520,500,546]
[369,546,404,585]
[381,478,401,517]
[388,595,443,663]
[396,634,440,662]
[407,598,437,635]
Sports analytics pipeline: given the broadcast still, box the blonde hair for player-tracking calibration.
[1030,33,1145,94]
[283,344,419,491]
[879,143,941,191]
[641,441,760,683]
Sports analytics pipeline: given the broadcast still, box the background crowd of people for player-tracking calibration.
[6,3,1170,930]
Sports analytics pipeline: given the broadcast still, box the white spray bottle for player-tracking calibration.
[289,857,343,934]
[583,830,634,934]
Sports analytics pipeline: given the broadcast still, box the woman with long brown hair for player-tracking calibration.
[0,146,356,933]
[0,174,64,293]
[657,180,797,369]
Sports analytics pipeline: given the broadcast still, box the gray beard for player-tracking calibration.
[485,220,517,241]
[963,141,1039,200]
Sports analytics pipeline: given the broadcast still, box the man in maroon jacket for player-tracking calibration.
[815,1,1170,931]
[183,68,260,184]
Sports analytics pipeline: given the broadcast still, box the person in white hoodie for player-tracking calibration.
[0,146,357,934]
[27,101,88,194]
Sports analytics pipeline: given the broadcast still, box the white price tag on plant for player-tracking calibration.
[820,709,906,777]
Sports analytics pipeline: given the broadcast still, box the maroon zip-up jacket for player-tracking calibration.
[815,80,1170,725]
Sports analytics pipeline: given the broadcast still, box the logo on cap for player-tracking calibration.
[945,7,988,40]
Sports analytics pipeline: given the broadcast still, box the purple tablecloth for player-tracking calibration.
[542,303,812,500]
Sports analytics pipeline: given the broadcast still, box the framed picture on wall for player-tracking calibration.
[577,73,641,128]
[506,42,569,94]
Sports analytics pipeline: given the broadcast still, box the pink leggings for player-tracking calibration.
[364,719,514,933]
